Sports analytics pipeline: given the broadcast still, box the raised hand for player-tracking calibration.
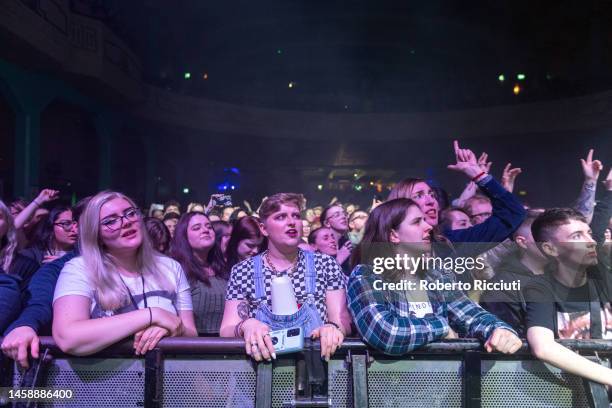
[447,141,483,179]
[35,189,60,205]
[580,149,603,182]
[501,163,522,193]
[604,168,612,191]
[477,152,492,173]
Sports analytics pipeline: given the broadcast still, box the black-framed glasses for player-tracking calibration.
[100,207,141,231]
[54,220,77,232]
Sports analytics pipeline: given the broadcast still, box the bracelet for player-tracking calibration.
[147,307,152,327]
[33,199,42,207]
[471,172,487,182]
[325,321,341,330]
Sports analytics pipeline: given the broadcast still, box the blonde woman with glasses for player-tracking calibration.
[52,191,197,356]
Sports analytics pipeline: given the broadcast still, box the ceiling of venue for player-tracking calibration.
[92,0,612,113]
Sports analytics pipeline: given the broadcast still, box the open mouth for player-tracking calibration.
[425,209,437,218]
[286,229,298,238]
[121,229,137,238]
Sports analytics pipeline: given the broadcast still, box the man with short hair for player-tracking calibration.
[464,195,492,225]
[518,202,612,386]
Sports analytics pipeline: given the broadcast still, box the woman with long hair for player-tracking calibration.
[220,193,352,362]
[144,217,171,254]
[347,198,521,355]
[225,216,265,272]
[52,191,197,356]
[21,205,78,265]
[170,212,227,335]
[211,220,232,256]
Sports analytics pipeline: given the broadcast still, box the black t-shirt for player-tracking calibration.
[525,270,612,340]
[480,257,543,337]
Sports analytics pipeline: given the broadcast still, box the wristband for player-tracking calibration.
[147,307,152,326]
[471,172,487,182]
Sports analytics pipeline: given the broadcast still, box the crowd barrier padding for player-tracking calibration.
[0,337,610,408]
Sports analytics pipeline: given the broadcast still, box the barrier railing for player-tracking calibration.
[0,337,610,408]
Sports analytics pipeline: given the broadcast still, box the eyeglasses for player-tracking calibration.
[100,207,141,231]
[470,212,492,221]
[411,190,437,201]
[54,220,77,232]
[350,214,368,222]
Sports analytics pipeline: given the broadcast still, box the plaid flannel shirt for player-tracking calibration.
[347,264,516,355]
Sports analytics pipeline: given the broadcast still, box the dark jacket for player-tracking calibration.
[4,251,77,336]
[442,175,527,258]
[0,272,22,333]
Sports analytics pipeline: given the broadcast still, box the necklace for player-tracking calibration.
[265,250,298,276]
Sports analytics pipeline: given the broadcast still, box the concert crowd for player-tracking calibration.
[1,140,611,388]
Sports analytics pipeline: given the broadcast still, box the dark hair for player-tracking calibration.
[144,217,171,254]
[439,207,470,231]
[30,205,73,254]
[164,200,181,215]
[307,226,332,245]
[164,200,180,209]
[320,204,344,226]
[73,196,92,221]
[226,216,266,271]
[351,198,418,270]
[229,208,247,224]
[211,220,232,249]
[163,212,180,222]
[259,193,303,221]
[531,208,587,244]
[169,212,227,285]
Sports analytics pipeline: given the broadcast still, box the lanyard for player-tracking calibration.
[120,274,148,310]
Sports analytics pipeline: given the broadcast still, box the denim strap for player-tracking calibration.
[253,254,266,300]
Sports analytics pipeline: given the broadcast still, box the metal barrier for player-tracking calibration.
[1,337,610,408]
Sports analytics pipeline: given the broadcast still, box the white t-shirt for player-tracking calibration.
[53,255,193,318]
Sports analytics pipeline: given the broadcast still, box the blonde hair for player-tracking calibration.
[0,200,17,271]
[79,191,174,311]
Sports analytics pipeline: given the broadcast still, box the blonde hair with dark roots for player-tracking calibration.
[0,200,17,271]
[79,191,174,311]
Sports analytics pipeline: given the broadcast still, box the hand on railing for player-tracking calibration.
[241,318,275,361]
[133,325,169,355]
[484,328,522,354]
[1,326,40,369]
[311,324,344,361]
